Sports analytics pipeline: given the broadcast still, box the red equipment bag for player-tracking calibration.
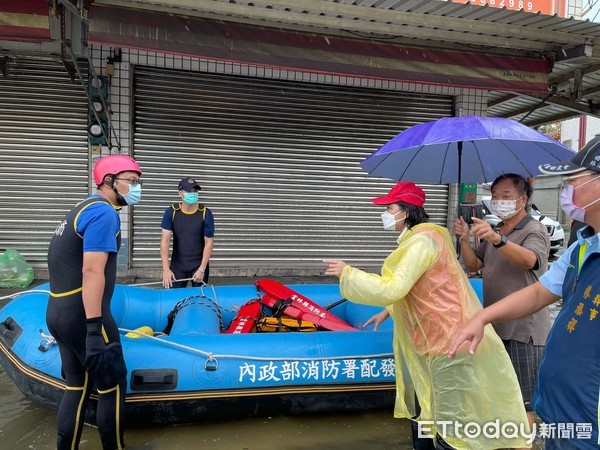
[224,299,262,334]
[255,278,357,331]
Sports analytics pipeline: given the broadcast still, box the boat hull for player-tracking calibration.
[0,283,397,425]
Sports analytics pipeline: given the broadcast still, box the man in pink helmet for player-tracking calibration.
[46,154,142,450]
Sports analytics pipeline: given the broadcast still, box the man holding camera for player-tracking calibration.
[453,173,551,433]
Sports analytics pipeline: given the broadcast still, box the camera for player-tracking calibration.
[459,203,484,226]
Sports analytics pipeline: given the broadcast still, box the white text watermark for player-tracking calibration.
[418,420,592,444]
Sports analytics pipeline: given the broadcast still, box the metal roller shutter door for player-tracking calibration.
[0,57,89,269]
[133,68,453,274]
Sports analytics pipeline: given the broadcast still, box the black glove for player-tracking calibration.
[84,318,127,390]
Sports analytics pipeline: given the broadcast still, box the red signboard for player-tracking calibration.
[89,4,551,93]
[0,0,50,42]
[452,0,565,16]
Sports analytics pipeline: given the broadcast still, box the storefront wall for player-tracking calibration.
[0,57,89,270]
[0,44,488,277]
[104,47,488,276]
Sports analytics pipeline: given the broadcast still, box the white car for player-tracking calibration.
[481,198,564,257]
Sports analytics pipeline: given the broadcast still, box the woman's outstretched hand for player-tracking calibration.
[448,314,486,358]
[323,259,347,279]
[363,309,390,331]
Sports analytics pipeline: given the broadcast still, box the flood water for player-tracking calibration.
[0,366,411,449]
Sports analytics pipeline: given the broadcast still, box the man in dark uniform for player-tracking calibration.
[161,177,215,288]
[46,154,142,450]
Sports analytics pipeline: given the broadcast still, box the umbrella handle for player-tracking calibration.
[457,142,463,259]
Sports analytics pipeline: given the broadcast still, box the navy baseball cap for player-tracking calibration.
[178,177,201,192]
[539,136,600,175]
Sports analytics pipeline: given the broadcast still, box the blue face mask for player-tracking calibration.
[183,192,199,205]
[122,184,142,206]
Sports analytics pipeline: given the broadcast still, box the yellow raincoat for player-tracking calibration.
[340,223,530,449]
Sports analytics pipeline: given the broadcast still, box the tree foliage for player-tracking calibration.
[538,122,561,141]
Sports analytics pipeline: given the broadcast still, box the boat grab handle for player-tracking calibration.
[130,368,178,391]
[0,317,23,348]
[205,356,218,371]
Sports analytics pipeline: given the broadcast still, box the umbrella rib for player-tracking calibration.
[366,151,408,180]
[438,142,450,184]
[472,140,487,184]
[403,144,436,183]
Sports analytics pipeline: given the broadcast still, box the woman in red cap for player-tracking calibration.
[324,181,529,450]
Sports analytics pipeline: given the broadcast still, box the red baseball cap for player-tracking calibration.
[371,182,426,207]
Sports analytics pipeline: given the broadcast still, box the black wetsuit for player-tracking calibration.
[161,203,213,287]
[46,197,126,450]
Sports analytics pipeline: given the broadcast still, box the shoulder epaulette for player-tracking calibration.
[171,202,182,221]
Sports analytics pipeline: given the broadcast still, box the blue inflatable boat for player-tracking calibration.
[0,282,399,425]
[0,278,484,425]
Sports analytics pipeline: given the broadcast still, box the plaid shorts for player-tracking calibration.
[503,339,545,411]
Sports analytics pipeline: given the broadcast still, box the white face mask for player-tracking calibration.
[560,174,600,222]
[381,211,406,231]
[490,197,523,220]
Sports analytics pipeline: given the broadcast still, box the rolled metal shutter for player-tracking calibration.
[133,68,453,274]
[0,57,89,269]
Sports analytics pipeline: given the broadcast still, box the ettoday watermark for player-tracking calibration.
[418,420,593,444]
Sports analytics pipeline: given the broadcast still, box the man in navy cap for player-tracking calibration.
[160,177,215,288]
[450,136,600,450]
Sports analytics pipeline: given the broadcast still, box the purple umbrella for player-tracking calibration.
[360,116,575,185]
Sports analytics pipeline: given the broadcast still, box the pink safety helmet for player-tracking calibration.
[93,155,142,186]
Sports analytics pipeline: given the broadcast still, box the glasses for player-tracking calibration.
[115,177,143,187]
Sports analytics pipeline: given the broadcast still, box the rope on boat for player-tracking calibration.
[0,278,213,300]
[129,277,196,287]
[0,289,52,301]
[166,295,225,330]
[118,326,394,365]
[8,283,394,368]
